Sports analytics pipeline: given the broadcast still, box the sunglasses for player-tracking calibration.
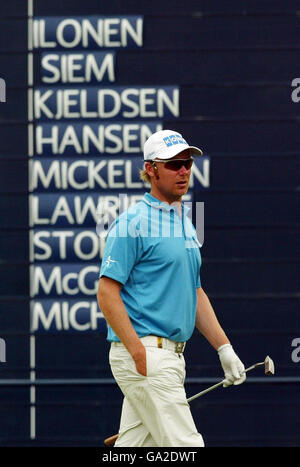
[152,157,194,171]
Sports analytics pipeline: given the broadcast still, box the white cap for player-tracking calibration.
[143,129,203,161]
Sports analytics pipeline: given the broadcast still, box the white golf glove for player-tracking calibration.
[218,344,246,387]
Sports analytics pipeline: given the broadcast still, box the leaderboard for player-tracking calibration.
[29,15,209,334]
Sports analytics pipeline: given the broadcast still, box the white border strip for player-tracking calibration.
[27,53,33,87]
[28,0,33,17]
[28,123,34,157]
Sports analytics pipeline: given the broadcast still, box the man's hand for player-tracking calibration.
[131,344,147,376]
[218,344,246,387]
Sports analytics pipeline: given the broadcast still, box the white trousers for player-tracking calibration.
[109,342,204,447]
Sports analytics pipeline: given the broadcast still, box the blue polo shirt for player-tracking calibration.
[99,192,202,342]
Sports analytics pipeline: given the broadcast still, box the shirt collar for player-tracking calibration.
[142,192,191,215]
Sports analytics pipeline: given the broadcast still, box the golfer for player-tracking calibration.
[97,129,246,447]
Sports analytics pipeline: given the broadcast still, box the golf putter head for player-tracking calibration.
[264,355,275,375]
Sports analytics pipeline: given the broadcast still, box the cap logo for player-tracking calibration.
[163,134,187,147]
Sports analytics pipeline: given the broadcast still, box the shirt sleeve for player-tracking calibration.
[99,217,140,285]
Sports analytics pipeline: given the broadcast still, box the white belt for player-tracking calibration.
[112,335,186,354]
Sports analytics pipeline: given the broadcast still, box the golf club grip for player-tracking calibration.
[104,433,119,446]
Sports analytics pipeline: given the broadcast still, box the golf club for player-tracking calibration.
[187,355,274,402]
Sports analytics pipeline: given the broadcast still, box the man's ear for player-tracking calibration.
[145,162,156,178]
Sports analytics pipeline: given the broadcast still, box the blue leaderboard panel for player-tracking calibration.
[30,156,209,192]
[31,298,106,333]
[33,121,163,155]
[34,86,179,119]
[33,16,144,50]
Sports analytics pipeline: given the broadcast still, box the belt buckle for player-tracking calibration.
[157,337,163,349]
[175,342,185,353]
